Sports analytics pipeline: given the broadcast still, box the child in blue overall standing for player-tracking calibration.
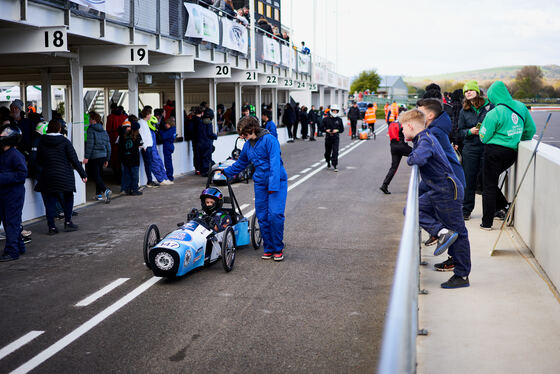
[0,124,27,262]
[401,109,471,289]
[221,116,288,261]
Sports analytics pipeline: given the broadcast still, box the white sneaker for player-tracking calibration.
[160,180,172,186]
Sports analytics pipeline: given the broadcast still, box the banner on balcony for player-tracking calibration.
[281,44,292,68]
[184,3,220,45]
[263,36,281,65]
[221,18,248,54]
[71,0,125,18]
[297,53,311,73]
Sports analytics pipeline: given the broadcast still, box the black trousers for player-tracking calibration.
[286,122,298,139]
[462,145,484,215]
[382,141,412,187]
[86,158,107,195]
[309,122,316,139]
[350,119,357,138]
[42,191,73,228]
[324,135,340,167]
[482,144,516,227]
[300,121,308,139]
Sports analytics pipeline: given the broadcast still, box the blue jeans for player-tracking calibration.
[121,164,139,193]
[141,147,153,184]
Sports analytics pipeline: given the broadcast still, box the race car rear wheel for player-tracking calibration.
[143,224,160,270]
[250,214,262,250]
[221,227,236,272]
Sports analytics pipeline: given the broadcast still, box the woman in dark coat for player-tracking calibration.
[35,120,87,234]
[282,103,296,142]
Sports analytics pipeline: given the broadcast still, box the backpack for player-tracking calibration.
[388,122,401,142]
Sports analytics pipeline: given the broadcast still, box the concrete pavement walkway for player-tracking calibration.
[417,195,560,374]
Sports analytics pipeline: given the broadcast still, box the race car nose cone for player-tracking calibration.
[154,251,175,271]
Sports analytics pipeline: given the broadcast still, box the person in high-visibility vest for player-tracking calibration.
[364,103,377,140]
[388,101,400,123]
[384,102,390,122]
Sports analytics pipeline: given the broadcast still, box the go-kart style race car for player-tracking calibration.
[359,123,373,140]
[212,137,254,185]
[142,169,262,278]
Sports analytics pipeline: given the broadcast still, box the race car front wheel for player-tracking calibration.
[221,227,236,272]
[250,214,262,250]
[143,224,161,270]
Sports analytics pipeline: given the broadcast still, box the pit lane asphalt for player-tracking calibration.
[0,122,412,374]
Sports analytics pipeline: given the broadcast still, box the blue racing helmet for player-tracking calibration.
[200,187,224,214]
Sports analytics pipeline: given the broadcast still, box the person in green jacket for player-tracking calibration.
[479,81,536,230]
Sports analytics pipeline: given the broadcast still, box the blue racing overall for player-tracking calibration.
[223,130,287,254]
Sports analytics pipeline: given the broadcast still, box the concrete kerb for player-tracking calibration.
[417,195,560,374]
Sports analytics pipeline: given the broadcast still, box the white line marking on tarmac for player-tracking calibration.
[287,125,389,192]
[0,331,44,361]
[75,278,129,307]
[300,168,311,174]
[245,209,255,218]
[11,277,161,374]
[239,204,250,211]
[288,174,300,181]
[288,140,367,192]
[311,162,320,167]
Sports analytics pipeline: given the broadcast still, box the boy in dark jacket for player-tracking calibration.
[118,120,143,195]
[84,111,111,202]
[0,124,27,262]
[401,109,471,289]
[159,117,177,181]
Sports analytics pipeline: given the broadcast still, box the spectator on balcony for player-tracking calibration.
[242,6,250,23]
[223,0,236,17]
[301,41,310,55]
[281,31,290,43]
[235,8,249,26]
[257,17,273,35]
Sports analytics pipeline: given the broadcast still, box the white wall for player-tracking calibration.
[509,140,560,289]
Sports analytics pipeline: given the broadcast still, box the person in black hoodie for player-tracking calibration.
[299,106,309,140]
[347,102,361,139]
[118,118,143,196]
[323,104,345,172]
[194,107,217,176]
[35,120,87,235]
[308,105,319,141]
[282,103,296,142]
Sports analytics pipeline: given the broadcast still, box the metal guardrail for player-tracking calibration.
[378,165,420,374]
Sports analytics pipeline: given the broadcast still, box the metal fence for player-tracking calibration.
[378,165,421,374]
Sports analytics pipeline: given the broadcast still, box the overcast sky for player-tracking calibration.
[281,0,560,78]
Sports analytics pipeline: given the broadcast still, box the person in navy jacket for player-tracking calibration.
[222,116,288,261]
[416,98,466,194]
[401,109,471,289]
[0,123,28,262]
[194,107,217,177]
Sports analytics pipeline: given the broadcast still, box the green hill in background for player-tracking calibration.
[404,65,560,85]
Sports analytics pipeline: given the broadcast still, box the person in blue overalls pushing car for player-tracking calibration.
[220,116,288,261]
